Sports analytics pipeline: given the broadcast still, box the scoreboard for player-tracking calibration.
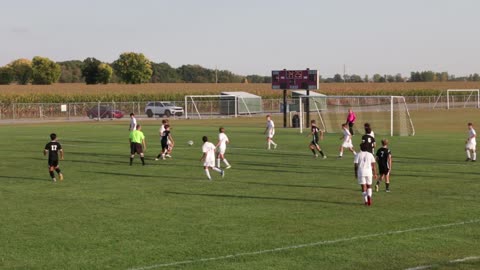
[272,69,319,90]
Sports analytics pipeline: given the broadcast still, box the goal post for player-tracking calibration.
[184,95,237,119]
[446,89,480,109]
[297,95,415,136]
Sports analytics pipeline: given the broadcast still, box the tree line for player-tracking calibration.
[1,53,479,85]
[324,71,480,83]
[0,53,271,85]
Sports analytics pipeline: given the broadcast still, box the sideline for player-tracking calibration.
[405,256,480,270]
[128,219,480,270]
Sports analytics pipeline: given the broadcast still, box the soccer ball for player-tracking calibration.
[187,140,194,146]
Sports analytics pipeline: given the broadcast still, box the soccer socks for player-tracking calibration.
[319,150,325,157]
[473,152,477,161]
[466,150,472,159]
[362,191,368,203]
[129,157,133,165]
[223,159,230,167]
[55,168,61,174]
[386,183,390,190]
[367,188,372,198]
[140,157,145,165]
[339,150,343,157]
[212,167,222,173]
[217,158,221,168]
[49,171,55,178]
[311,149,316,155]
[204,169,211,180]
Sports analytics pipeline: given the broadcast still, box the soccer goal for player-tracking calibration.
[184,94,263,119]
[297,96,415,136]
[446,89,480,109]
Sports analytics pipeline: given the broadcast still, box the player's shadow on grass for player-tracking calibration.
[244,181,351,191]
[27,157,121,166]
[68,151,125,158]
[0,175,47,182]
[91,171,192,181]
[166,191,358,206]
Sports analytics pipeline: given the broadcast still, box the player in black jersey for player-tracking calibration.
[375,139,392,192]
[308,120,326,159]
[156,125,174,160]
[44,133,64,182]
[361,123,376,154]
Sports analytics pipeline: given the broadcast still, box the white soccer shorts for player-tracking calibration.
[357,175,373,185]
[466,142,476,151]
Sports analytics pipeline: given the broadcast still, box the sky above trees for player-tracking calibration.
[1,0,479,76]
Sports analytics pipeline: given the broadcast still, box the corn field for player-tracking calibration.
[1,82,480,104]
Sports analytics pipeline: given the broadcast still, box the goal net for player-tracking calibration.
[298,96,415,136]
[446,89,480,109]
[184,95,263,119]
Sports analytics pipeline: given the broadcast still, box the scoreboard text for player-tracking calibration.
[272,69,319,90]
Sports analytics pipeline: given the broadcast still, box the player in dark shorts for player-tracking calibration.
[156,125,174,160]
[375,139,392,192]
[361,123,376,154]
[129,125,146,165]
[308,120,326,159]
[44,133,64,182]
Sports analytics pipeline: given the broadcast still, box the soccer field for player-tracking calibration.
[1,110,480,270]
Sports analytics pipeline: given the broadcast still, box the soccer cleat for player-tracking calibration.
[220,170,225,178]
[314,154,318,158]
[337,156,342,159]
[226,165,232,169]
[472,160,476,162]
[166,154,172,158]
[161,155,166,160]
[52,178,57,182]
[155,158,159,161]
[59,173,64,181]
[465,158,471,161]
[323,155,327,159]
[375,184,379,192]
[386,189,390,192]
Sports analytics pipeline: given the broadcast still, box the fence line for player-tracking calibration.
[0,95,478,121]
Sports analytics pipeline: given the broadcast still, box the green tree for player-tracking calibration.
[0,66,15,85]
[372,74,383,82]
[333,74,343,82]
[31,56,61,85]
[9,58,33,84]
[58,60,83,83]
[394,73,404,82]
[81,57,102,84]
[97,63,113,84]
[473,73,480,81]
[112,52,153,84]
[150,62,181,83]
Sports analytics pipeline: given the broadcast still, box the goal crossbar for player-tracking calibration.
[297,95,415,136]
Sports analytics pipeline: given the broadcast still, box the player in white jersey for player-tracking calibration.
[129,113,137,131]
[465,122,477,162]
[264,115,278,150]
[338,123,357,159]
[354,142,377,206]
[216,127,231,169]
[200,136,224,180]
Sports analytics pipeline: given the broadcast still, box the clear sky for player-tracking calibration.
[1,0,479,76]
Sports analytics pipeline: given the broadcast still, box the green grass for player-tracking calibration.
[1,110,480,270]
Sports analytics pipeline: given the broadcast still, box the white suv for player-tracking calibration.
[145,101,184,118]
